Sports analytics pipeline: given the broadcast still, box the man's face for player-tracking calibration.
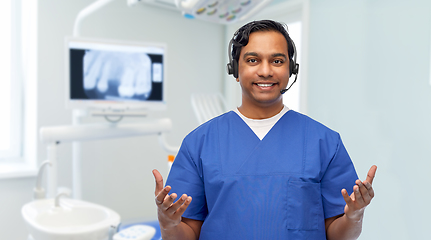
[237,31,290,109]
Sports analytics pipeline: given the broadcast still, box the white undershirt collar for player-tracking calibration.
[234,105,290,140]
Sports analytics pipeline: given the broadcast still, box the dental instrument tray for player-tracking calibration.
[113,224,156,240]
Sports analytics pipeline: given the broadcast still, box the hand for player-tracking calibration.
[341,165,377,221]
[153,169,192,230]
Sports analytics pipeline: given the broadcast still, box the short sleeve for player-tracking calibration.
[165,138,208,221]
[321,135,358,219]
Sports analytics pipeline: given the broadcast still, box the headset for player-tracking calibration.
[226,21,299,94]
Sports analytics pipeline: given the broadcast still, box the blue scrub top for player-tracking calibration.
[166,110,358,239]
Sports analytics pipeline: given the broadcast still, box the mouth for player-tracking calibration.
[256,83,274,87]
[254,82,278,88]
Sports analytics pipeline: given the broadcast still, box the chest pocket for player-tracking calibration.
[287,180,323,230]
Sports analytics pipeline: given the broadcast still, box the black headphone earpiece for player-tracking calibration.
[226,59,238,78]
[231,59,238,78]
[289,59,295,77]
[289,59,299,77]
[226,39,239,78]
[226,62,233,76]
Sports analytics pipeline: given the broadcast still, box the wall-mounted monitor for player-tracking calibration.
[65,37,167,112]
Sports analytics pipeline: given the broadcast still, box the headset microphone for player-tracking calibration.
[280,63,299,94]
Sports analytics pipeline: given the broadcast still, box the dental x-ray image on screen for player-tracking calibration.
[83,50,153,99]
[66,37,166,111]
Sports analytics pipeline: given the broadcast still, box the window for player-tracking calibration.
[282,21,302,112]
[0,0,22,162]
[0,0,37,178]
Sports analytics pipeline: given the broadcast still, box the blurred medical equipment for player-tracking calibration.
[23,3,177,237]
[22,180,121,240]
[129,0,273,24]
[74,0,274,34]
[113,224,156,240]
[33,161,52,199]
[191,92,227,124]
[167,154,175,174]
[63,0,177,204]
[39,119,176,199]
[22,119,177,240]
[118,221,161,240]
[66,37,167,115]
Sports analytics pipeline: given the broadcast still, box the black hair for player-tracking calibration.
[231,20,294,63]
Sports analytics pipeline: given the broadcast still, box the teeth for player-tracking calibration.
[257,83,273,87]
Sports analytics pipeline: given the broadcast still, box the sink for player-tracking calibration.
[22,198,121,240]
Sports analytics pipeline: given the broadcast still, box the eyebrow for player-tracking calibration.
[243,52,259,59]
[272,53,287,60]
[242,52,287,60]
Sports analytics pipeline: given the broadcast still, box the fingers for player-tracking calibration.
[161,192,178,210]
[342,167,377,219]
[356,180,372,204]
[166,194,193,216]
[343,179,374,210]
[157,191,193,221]
[365,165,377,185]
[155,185,171,206]
[152,169,192,225]
[353,184,366,205]
[341,188,352,205]
[174,196,192,216]
[348,165,377,205]
[153,169,164,196]
[364,181,375,198]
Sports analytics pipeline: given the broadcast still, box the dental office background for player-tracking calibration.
[1,0,431,239]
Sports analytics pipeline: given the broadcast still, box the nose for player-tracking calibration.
[256,61,273,78]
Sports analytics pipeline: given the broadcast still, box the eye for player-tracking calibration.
[247,58,258,63]
[273,59,284,64]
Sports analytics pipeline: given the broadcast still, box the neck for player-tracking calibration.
[237,101,284,119]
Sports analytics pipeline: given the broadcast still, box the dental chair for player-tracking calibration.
[191,92,228,125]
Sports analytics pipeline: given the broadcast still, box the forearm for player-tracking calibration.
[326,213,363,240]
[160,221,198,240]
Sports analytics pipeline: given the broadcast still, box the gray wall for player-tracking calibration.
[2,0,431,239]
[306,0,431,239]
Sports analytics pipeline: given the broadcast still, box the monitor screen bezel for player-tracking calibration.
[65,36,167,112]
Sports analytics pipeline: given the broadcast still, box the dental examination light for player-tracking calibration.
[177,0,273,24]
[131,0,273,24]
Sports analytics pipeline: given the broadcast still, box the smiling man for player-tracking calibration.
[153,20,376,240]
[237,30,290,118]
